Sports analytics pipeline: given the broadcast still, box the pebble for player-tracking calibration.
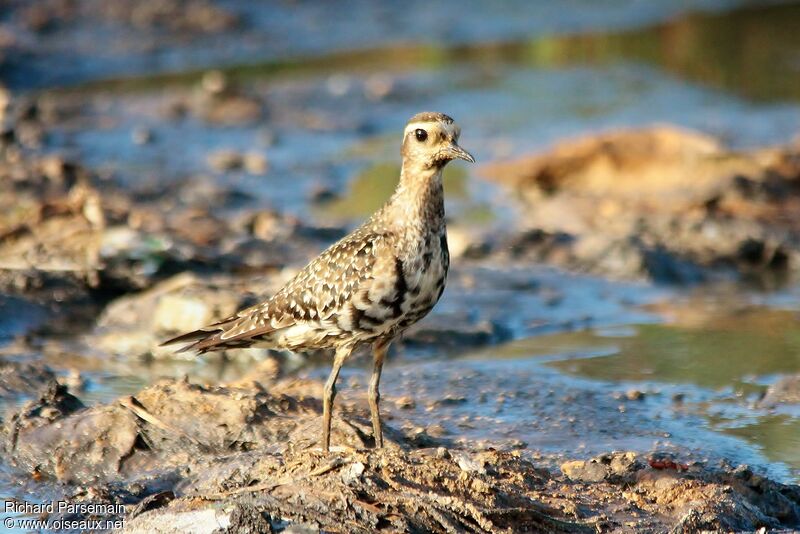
[560,459,607,482]
[394,396,416,409]
[452,451,487,474]
[425,424,448,437]
[364,74,394,101]
[201,70,228,95]
[58,369,86,392]
[309,184,339,204]
[243,151,269,175]
[625,389,645,401]
[207,149,243,172]
[132,127,154,145]
[341,461,365,485]
[427,395,467,410]
[207,149,268,175]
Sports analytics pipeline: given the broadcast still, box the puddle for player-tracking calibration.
[0,297,47,342]
[721,415,800,476]
[544,307,800,390]
[371,355,797,483]
[3,0,756,91]
[442,291,800,482]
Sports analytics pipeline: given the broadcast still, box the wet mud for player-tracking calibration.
[480,126,800,283]
[2,378,799,533]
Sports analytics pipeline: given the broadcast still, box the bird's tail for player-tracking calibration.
[160,315,278,354]
[160,328,218,352]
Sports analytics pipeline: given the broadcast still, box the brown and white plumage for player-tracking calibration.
[162,111,474,451]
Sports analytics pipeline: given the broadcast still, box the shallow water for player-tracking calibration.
[459,290,800,481]
[3,0,758,91]
[2,0,800,507]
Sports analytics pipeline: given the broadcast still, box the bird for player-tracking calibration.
[162,111,474,451]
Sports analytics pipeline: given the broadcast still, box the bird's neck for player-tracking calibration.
[383,163,445,235]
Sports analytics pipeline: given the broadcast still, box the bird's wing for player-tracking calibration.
[161,228,395,353]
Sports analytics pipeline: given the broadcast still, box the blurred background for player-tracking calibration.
[1,0,799,492]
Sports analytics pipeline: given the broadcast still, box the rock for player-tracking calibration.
[394,396,416,409]
[207,149,268,175]
[625,389,645,401]
[0,359,57,398]
[245,210,299,241]
[560,459,607,482]
[308,184,339,204]
[243,151,269,175]
[197,94,263,126]
[0,85,10,122]
[427,395,467,409]
[364,74,395,101]
[2,379,324,483]
[452,451,487,474]
[425,423,448,438]
[153,291,233,334]
[405,313,509,350]
[282,525,319,534]
[124,505,232,534]
[483,125,722,195]
[207,149,244,172]
[480,126,800,282]
[758,374,800,408]
[606,451,645,479]
[92,272,274,359]
[200,70,228,95]
[340,461,365,485]
[223,503,274,534]
[131,127,153,145]
[128,491,175,520]
[446,225,492,260]
[0,382,139,484]
[129,0,239,33]
[561,452,645,483]
[57,369,86,392]
[230,357,282,387]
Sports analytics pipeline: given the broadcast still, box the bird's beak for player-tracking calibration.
[444,142,475,163]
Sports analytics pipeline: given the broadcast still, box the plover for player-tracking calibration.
[163,112,474,451]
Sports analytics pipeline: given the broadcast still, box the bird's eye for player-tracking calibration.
[414,129,428,142]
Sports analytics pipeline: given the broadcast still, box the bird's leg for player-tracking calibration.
[368,339,390,448]
[322,345,350,452]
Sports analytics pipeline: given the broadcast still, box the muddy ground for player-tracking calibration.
[2,1,800,532]
[2,378,800,533]
[479,126,800,284]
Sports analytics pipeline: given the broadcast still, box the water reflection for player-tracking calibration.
[66,2,800,105]
[722,415,800,478]
[545,306,800,390]
[478,293,800,480]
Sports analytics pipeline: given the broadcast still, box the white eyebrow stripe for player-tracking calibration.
[403,121,438,136]
[403,121,460,139]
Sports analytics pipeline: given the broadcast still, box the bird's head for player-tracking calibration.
[401,112,475,170]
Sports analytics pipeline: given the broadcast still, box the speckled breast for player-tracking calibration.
[396,231,449,330]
